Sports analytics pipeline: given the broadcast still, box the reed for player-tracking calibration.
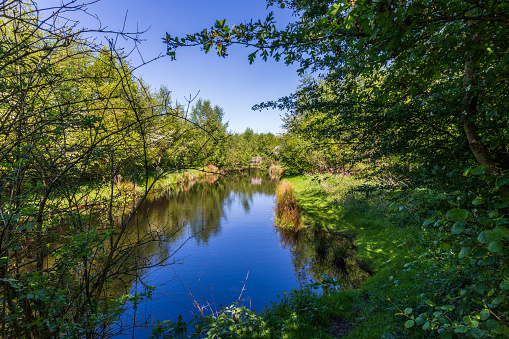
[268,163,284,179]
[275,181,301,230]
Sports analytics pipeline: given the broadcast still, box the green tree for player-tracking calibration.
[190,99,228,166]
[164,1,509,336]
[165,0,509,175]
[0,1,197,337]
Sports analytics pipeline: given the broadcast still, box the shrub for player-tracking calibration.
[268,163,284,179]
[390,167,509,337]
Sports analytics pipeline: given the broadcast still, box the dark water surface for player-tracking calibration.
[113,171,368,338]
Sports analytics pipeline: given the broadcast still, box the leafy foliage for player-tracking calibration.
[165,0,509,175]
[403,167,509,337]
[0,1,212,337]
[151,285,330,339]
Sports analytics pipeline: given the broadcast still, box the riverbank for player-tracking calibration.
[48,164,277,227]
[153,173,432,338]
[284,174,429,338]
[150,170,509,338]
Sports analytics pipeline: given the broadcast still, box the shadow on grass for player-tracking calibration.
[285,174,432,338]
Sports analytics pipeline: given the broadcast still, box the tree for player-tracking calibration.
[190,99,228,166]
[0,1,196,337]
[164,1,509,336]
[164,0,509,175]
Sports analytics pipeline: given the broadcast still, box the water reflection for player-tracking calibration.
[276,228,370,289]
[112,170,370,338]
[107,170,278,301]
[131,170,370,291]
[130,170,277,249]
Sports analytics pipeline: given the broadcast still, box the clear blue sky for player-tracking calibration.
[70,0,301,134]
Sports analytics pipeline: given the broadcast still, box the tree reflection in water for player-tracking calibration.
[106,170,279,298]
[276,227,371,289]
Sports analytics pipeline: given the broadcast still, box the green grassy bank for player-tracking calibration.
[285,174,430,338]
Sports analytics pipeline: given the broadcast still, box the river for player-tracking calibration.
[112,170,368,338]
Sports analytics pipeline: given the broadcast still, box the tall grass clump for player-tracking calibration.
[275,181,301,230]
[268,163,284,179]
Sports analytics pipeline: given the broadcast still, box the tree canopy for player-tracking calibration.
[165,0,509,175]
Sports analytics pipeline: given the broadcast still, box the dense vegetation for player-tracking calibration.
[0,1,278,338]
[2,0,509,338]
[166,0,509,337]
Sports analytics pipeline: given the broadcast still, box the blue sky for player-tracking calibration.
[71,0,302,134]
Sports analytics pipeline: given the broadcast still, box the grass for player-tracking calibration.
[274,181,302,230]
[287,175,419,268]
[282,174,431,338]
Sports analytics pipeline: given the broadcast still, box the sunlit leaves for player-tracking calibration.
[162,1,509,337]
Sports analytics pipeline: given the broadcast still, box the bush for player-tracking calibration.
[390,167,509,337]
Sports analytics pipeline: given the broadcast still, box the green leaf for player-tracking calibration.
[404,308,413,315]
[415,314,426,325]
[500,281,509,290]
[472,166,486,175]
[458,247,470,258]
[494,226,509,238]
[488,240,503,252]
[404,320,415,328]
[455,325,469,333]
[451,225,465,234]
[441,305,455,312]
[447,208,469,220]
[496,177,509,187]
[423,218,434,227]
[480,309,490,321]
[330,3,341,16]
[478,230,498,244]
[472,197,484,205]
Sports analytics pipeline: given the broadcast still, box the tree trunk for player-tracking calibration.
[462,57,498,175]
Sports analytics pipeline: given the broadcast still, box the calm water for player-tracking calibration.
[113,171,368,338]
